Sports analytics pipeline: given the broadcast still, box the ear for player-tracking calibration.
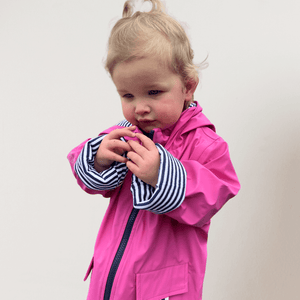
[184,78,199,102]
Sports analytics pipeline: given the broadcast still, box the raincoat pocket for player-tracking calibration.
[83,257,94,281]
[136,263,188,300]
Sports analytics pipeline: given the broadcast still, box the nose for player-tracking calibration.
[135,100,150,116]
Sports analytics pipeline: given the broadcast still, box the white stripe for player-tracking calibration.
[116,120,132,127]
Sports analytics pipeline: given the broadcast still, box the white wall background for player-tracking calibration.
[1,0,299,299]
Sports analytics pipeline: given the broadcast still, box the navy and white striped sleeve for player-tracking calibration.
[74,135,129,191]
[131,144,187,214]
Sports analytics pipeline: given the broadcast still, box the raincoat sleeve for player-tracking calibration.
[166,137,240,227]
[131,134,240,228]
[67,135,129,197]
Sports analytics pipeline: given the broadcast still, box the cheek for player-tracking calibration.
[158,98,184,121]
[121,102,133,120]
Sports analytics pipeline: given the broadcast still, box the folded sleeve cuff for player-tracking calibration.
[74,135,129,191]
[131,144,187,214]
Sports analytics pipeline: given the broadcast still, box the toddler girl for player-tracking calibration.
[68,0,240,299]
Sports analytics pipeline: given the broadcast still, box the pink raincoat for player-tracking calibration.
[67,102,240,299]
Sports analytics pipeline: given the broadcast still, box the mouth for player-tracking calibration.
[138,119,155,123]
[137,119,157,131]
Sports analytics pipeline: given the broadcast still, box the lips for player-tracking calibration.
[138,119,155,123]
[137,119,156,131]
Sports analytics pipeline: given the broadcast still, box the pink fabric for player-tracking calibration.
[67,102,240,299]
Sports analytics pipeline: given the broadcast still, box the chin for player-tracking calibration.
[140,127,153,133]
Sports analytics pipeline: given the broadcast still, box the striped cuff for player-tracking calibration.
[131,144,187,214]
[74,135,129,191]
[116,120,132,127]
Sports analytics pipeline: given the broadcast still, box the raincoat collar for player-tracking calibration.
[144,101,215,147]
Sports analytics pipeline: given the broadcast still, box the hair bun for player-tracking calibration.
[122,0,165,18]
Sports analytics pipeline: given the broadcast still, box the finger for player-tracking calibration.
[108,126,136,140]
[127,139,148,157]
[135,133,156,151]
[105,151,128,164]
[126,157,159,187]
[107,140,132,153]
[126,160,141,176]
[126,150,143,166]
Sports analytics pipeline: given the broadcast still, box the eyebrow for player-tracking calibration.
[145,83,165,89]
[117,89,129,93]
[117,84,165,93]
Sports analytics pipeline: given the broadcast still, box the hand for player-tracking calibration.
[95,126,136,172]
[126,133,160,188]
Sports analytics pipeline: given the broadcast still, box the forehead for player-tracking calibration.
[112,56,177,87]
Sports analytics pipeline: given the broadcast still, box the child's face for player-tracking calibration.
[112,56,193,133]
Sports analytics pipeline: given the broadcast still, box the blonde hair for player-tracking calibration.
[105,0,206,87]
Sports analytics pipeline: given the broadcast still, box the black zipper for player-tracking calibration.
[103,130,154,300]
[103,208,139,300]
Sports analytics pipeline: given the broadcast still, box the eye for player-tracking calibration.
[148,90,162,96]
[123,93,134,99]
